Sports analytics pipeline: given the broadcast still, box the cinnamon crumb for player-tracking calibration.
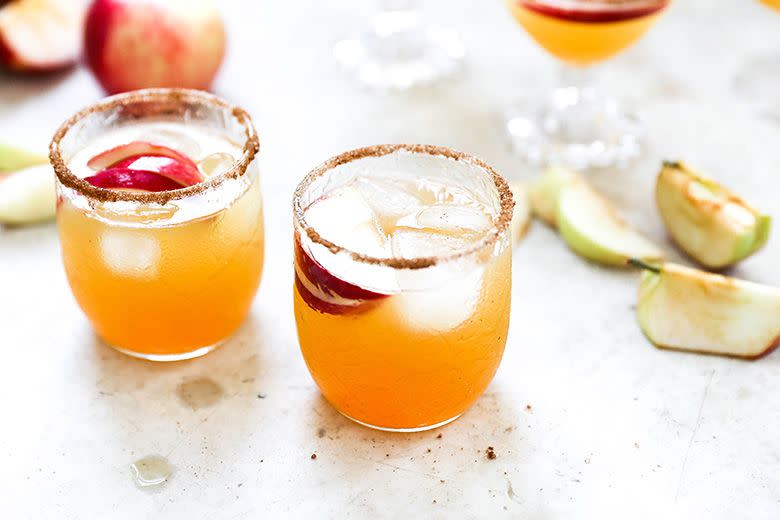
[486,447,496,460]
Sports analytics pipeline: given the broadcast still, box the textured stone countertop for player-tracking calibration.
[2,1,780,518]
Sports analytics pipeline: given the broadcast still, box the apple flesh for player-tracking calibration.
[656,161,771,269]
[557,181,664,266]
[635,261,780,359]
[84,0,225,94]
[0,0,86,72]
[0,163,55,224]
[84,168,185,192]
[529,166,577,227]
[509,181,532,245]
[87,141,203,186]
[0,142,48,173]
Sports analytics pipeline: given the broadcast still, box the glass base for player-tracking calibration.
[333,10,463,90]
[504,85,643,170]
[340,411,462,432]
[108,341,223,362]
[734,54,780,120]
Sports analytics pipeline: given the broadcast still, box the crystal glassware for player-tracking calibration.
[50,89,264,361]
[733,1,780,120]
[292,144,514,431]
[333,0,465,90]
[503,0,669,169]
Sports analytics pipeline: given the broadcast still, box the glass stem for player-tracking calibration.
[557,63,596,91]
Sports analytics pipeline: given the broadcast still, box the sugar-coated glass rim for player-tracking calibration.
[293,144,514,270]
[49,88,260,205]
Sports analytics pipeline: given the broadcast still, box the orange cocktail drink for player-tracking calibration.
[502,0,670,168]
[51,89,264,361]
[506,0,668,65]
[293,145,514,431]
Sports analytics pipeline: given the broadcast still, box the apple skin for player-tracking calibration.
[557,181,664,267]
[84,168,185,191]
[0,0,87,73]
[84,0,225,94]
[0,164,56,225]
[656,161,771,270]
[0,142,48,173]
[87,140,203,186]
[636,262,780,359]
[294,235,388,315]
[529,166,577,228]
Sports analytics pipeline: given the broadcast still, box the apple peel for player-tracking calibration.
[87,141,203,186]
[84,168,186,192]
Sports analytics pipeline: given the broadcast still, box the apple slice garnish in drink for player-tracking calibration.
[84,168,187,192]
[295,186,395,315]
[87,141,204,186]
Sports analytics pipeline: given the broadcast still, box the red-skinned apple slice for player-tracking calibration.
[294,236,389,315]
[112,155,203,187]
[0,0,87,73]
[84,168,185,192]
[87,141,203,186]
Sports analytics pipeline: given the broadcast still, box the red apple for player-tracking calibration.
[84,168,184,192]
[87,141,203,186]
[0,0,87,72]
[84,0,225,94]
[294,236,389,315]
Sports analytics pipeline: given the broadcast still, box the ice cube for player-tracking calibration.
[304,186,398,293]
[391,229,473,259]
[396,204,492,234]
[198,152,235,177]
[390,265,484,332]
[140,128,201,158]
[305,185,389,257]
[101,230,160,278]
[354,176,424,224]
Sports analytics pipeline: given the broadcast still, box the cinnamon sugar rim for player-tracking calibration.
[49,88,260,204]
[293,144,515,270]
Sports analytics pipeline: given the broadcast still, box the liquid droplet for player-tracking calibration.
[130,455,172,489]
[176,377,224,410]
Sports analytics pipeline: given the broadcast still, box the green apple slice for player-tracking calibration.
[509,181,532,245]
[656,161,770,269]
[529,166,577,227]
[0,142,48,173]
[635,261,780,359]
[0,163,56,224]
[556,181,663,266]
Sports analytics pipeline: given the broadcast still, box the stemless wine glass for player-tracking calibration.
[503,0,670,169]
[50,89,264,361]
[293,144,514,431]
[734,1,780,119]
[333,0,465,89]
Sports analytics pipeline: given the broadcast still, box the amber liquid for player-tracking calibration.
[506,0,667,65]
[293,246,511,430]
[58,123,264,358]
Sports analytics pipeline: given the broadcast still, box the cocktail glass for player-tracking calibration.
[734,1,780,119]
[503,0,669,169]
[50,89,264,361]
[292,144,514,431]
[333,0,464,90]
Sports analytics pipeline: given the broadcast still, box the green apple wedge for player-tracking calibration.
[633,260,780,359]
[0,142,49,173]
[509,181,532,245]
[556,180,664,266]
[656,161,771,269]
[529,166,577,227]
[0,163,56,224]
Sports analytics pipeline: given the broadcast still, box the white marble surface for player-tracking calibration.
[2,0,780,518]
